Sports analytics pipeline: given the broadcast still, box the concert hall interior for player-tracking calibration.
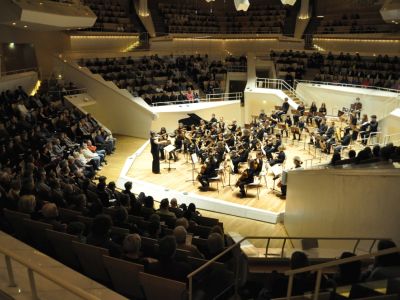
[0,0,399,299]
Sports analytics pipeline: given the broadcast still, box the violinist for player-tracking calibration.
[269,145,286,167]
[279,156,303,199]
[307,101,318,125]
[150,131,167,174]
[197,154,218,191]
[254,152,264,176]
[281,115,292,138]
[277,98,290,121]
[228,120,238,132]
[264,134,282,160]
[232,145,250,174]
[235,159,257,198]
[158,127,169,160]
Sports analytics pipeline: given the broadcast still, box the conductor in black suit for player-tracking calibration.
[150,131,163,174]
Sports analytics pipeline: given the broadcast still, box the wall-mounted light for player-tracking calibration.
[9,42,15,49]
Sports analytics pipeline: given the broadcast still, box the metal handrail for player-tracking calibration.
[294,79,400,94]
[226,65,248,72]
[383,132,400,146]
[1,245,100,300]
[256,78,305,108]
[285,247,400,300]
[0,68,38,76]
[151,92,242,106]
[205,92,242,102]
[187,235,389,300]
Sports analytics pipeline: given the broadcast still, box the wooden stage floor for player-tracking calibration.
[126,137,327,214]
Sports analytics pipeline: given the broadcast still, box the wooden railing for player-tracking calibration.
[285,246,400,300]
[186,235,390,300]
[1,245,100,300]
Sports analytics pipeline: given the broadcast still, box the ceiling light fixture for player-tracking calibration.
[281,0,296,6]
[234,0,250,11]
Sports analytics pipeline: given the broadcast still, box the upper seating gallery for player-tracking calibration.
[157,0,287,34]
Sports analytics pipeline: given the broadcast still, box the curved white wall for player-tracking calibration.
[54,57,154,139]
[296,83,400,119]
[285,167,400,246]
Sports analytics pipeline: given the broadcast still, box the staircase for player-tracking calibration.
[302,0,322,50]
[283,89,302,105]
[126,1,147,34]
[282,1,301,37]
[148,0,168,36]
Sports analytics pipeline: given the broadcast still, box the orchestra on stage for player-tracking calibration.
[149,97,379,198]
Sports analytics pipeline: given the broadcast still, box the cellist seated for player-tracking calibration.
[235,160,257,198]
[197,155,218,191]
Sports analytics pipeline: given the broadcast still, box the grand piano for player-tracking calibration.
[178,113,207,129]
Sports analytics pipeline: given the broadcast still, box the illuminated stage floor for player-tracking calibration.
[117,137,326,223]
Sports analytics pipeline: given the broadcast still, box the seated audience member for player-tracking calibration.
[66,221,86,243]
[205,232,233,265]
[122,181,136,202]
[334,252,361,285]
[40,202,67,232]
[175,217,190,230]
[144,219,162,239]
[156,198,177,219]
[140,196,156,220]
[122,234,150,265]
[169,198,184,218]
[174,226,204,258]
[330,151,342,165]
[86,214,122,258]
[113,206,137,233]
[18,194,38,217]
[268,251,317,298]
[364,240,400,280]
[147,236,192,282]
[348,149,356,159]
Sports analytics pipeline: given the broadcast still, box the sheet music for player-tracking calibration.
[164,145,175,153]
[191,153,198,164]
[271,164,282,176]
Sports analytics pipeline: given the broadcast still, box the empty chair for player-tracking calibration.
[102,255,145,299]
[140,237,158,257]
[21,219,53,253]
[189,225,212,239]
[138,272,187,300]
[196,216,219,227]
[71,241,110,284]
[3,209,30,241]
[45,229,80,270]
[301,238,319,250]
[59,208,82,222]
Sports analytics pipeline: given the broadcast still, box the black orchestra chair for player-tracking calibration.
[138,272,187,300]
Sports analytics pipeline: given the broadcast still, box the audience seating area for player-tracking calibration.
[271,50,400,89]
[0,83,400,299]
[157,1,286,34]
[316,11,398,34]
[79,54,246,105]
[82,0,136,32]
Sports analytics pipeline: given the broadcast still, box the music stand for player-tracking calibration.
[164,145,176,172]
[186,153,198,184]
[291,126,301,144]
[270,164,283,194]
